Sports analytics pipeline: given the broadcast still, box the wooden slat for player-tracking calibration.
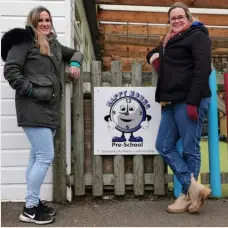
[91,61,103,196]
[102,44,228,57]
[131,62,144,195]
[201,172,228,185]
[100,24,228,39]
[153,156,166,195]
[96,0,228,9]
[83,172,228,186]
[111,61,125,195]
[84,173,173,185]
[97,10,228,26]
[103,43,152,58]
[151,64,166,196]
[101,34,160,46]
[73,67,85,196]
[53,64,67,203]
[211,39,228,48]
[101,35,228,48]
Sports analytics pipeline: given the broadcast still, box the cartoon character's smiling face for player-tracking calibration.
[110,97,146,132]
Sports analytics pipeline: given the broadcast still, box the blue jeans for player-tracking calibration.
[155,98,210,194]
[23,127,55,208]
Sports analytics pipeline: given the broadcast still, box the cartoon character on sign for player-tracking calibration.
[104,95,152,142]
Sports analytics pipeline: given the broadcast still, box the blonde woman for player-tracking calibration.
[1,6,84,224]
[146,3,211,214]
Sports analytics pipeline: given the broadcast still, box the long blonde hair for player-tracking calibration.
[26,6,56,56]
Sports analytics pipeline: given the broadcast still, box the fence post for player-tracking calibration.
[53,63,67,203]
[132,61,144,195]
[111,61,125,195]
[72,66,85,195]
[91,61,103,196]
[208,69,222,197]
[151,66,166,195]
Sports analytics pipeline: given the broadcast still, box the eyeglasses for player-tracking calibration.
[170,15,187,22]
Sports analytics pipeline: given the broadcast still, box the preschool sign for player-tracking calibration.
[94,87,161,155]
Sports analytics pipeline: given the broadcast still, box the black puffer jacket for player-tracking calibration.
[1,26,84,129]
[146,23,212,107]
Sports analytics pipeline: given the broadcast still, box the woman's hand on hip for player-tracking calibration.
[69,66,80,80]
[149,53,159,65]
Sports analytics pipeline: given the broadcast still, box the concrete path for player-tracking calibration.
[1,196,228,227]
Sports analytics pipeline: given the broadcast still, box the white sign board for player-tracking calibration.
[94,87,161,155]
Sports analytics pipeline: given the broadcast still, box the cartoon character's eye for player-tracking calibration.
[129,105,135,112]
[120,105,126,112]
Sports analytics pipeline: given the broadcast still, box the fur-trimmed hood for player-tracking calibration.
[1,26,36,61]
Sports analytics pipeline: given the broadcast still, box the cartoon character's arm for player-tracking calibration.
[104,115,116,130]
[141,115,152,130]
[146,115,152,121]
[104,115,111,122]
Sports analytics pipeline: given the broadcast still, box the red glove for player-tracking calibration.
[152,58,160,72]
[187,104,199,120]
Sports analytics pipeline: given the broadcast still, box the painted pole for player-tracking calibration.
[208,69,222,197]
[174,140,182,197]
[224,72,228,143]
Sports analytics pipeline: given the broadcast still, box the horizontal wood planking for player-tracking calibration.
[84,173,172,186]
[68,172,228,186]
[101,44,228,57]
[1,133,30,150]
[99,24,228,39]
[1,184,52,202]
[100,35,228,48]
[96,0,228,9]
[201,172,228,185]
[1,83,15,99]
[1,167,52,184]
[97,10,228,26]
[1,100,17,116]
[1,149,30,166]
[1,117,23,133]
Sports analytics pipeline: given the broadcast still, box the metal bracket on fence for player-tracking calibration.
[66,174,74,187]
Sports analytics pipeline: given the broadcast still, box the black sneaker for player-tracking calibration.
[19,206,54,225]
[38,200,57,216]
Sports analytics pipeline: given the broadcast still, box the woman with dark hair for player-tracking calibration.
[146,2,211,214]
[2,6,84,224]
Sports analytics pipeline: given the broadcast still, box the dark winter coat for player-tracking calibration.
[146,23,212,107]
[1,26,84,129]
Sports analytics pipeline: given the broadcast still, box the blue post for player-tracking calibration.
[174,140,182,197]
[208,69,222,197]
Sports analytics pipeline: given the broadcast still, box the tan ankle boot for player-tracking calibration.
[167,194,191,213]
[188,175,211,213]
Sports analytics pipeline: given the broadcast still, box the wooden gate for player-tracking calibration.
[53,61,170,203]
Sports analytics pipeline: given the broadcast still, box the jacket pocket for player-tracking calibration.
[27,74,53,101]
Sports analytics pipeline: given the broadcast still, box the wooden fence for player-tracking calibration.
[53,61,228,203]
